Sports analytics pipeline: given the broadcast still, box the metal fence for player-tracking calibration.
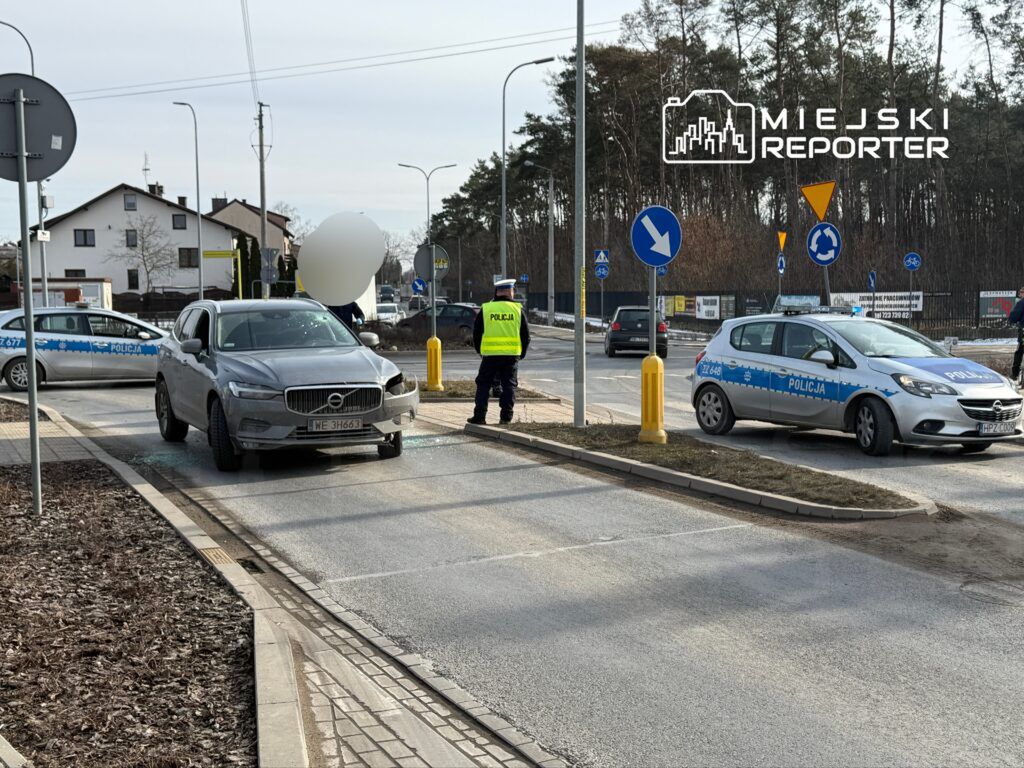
[527,288,1019,341]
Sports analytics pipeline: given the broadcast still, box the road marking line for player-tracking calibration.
[324,523,751,584]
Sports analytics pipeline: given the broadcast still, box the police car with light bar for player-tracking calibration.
[690,308,1021,455]
[0,306,166,391]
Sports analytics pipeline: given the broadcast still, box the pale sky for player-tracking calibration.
[0,1,984,246]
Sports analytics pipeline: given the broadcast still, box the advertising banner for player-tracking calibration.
[979,291,1016,320]
[696,295,720,320]
[831,291,922,320]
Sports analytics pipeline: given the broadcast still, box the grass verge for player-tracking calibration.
[0,460,255,767]
[510,423,914,510]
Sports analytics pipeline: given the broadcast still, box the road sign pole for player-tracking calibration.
[600,280,604,328]
[909,271,913,328]
[547,173,555,326]
[15,87,41,515]
[572,0,586,429]
[823,266,831,306]
[639,265,666,444]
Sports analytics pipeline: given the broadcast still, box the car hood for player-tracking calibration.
[866,356,1008,390]
[218,346,398,388]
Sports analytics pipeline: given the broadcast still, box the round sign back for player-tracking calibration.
[0,73,77,182]
[414,244,450,282]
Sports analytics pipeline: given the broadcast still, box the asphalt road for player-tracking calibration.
[16,380,1024,767]
[396,331,1024,523]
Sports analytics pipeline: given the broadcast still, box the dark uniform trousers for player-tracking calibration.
[1013,325,1024,381]
[474,356,518,420]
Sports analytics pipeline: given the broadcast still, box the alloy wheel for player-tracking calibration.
[9,361,28,389]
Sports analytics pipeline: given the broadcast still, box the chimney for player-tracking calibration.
[177,195,187,207]
[148,182,164,197]
[211,197,228,213]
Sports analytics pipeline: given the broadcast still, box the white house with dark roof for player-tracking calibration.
[31,183,250,295]
[209,197,292,261]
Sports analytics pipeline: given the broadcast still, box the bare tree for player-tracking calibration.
[105,215,176,292]
[271,201,314,244]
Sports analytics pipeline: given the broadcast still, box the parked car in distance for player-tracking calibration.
[605,305,668,358]
[376,303,404,326]
[691,311,1022,455]
[398,302,479,342]
[379,285,396,302]
[155,298,418,471]
[0,305,167,390]
[407,295,429,312]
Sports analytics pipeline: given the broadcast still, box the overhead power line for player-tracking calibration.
[65,20,622,100]
[239,0,261,108]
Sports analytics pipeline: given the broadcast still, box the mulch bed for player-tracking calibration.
[0,460,255,767]
[0,399,49,423]
[511,423,913,510]
[419,379,547,400]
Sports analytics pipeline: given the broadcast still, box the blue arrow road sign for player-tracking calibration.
[412,277,426,295]
[777,253,785,275]
[656,264,668,277]
[630,206,681,268]
[806,222,842,267]
[868,270,877,291]
[520,273,529,283]
[594,249,610,264]
[903,252,922,271]
[595,263,609,280]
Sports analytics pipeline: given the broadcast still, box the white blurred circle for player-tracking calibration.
[298,212,385,305]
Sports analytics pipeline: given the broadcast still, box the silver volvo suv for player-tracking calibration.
[156,299,418,470]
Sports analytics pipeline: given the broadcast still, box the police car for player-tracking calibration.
[0,306,166,391]
[691,310,1022,455]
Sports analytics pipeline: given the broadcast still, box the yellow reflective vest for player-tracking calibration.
[480,300,522,356]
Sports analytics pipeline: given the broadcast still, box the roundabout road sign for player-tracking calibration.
[806,222,842,267]
[630,205,681,268]
[903,252,922,271]
[656,264,668,277]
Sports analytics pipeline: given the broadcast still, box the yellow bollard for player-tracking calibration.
[638,352,667,444]
[426,336,444,392]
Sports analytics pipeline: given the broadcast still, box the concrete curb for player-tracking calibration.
[464,423,937,520]
[9,399,310,768]
[0,735,29,768]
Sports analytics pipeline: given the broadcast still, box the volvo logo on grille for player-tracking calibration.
[992,400,1003,414]
[327,391,350,408]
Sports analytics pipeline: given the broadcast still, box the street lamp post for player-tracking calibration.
[398,162,456,392]
[501,56,554,279]
[1,21,50,307]
[524,160,556,326]
[173,102,203,299]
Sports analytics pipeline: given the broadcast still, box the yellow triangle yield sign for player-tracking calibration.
[776,231,787,252]
[800,181,837,222]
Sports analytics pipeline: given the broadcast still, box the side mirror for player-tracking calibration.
[180,338,203,356]
[808,349,837,367]
[359,332,380,348]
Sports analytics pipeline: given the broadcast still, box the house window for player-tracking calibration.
[64,269,86,278]
[172,214,187,230]
[178,247,199,268]
[123,193,137,211]
[127,269,139,291]
[125,229,138,248]
[73,229,95,247]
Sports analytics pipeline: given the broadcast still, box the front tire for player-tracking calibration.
[960,442,992,454]
[4,358,41,392]
[156,379,189,442]
[854,398,894,456]
[696,385,735,435]
[378,430,403,459]
[209,398,242,471]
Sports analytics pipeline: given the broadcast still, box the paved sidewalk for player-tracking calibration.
[418,397,613,432]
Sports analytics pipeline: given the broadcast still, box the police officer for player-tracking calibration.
[1009,286,1024,385]
[467,278,530,425]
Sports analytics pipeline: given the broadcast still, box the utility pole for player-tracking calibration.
[573,0,586,428]
[258,101,269,300]
[457,236,463,302]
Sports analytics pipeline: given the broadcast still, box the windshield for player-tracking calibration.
[377,304,398,314]
[829,320,949,359]
[216,309,359,351]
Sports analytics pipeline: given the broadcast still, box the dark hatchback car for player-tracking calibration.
[604,305,668,358]
[398,302,479,342]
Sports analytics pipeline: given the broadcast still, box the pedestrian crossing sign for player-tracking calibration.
[594,250,610,264]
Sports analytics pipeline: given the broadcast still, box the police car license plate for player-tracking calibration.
[630,336,648,343]
[308,418,362,432]
[979,421,1016,435]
